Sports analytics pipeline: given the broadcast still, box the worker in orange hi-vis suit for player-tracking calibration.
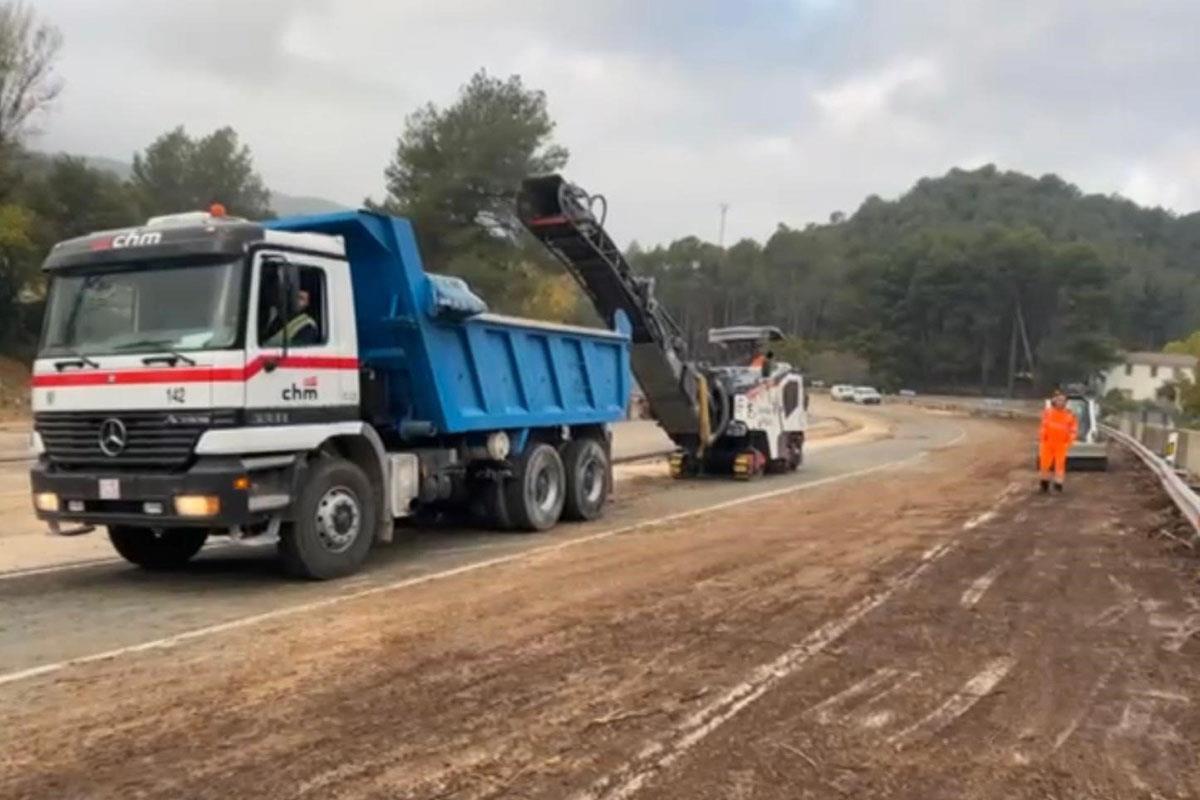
[1039,390,1079,494]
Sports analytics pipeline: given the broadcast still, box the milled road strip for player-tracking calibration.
[887,657,1018,749]
[1051,661,1119,753]
[806,667,900,724]
[960,564,1005,609]
[572,471,1009,800]
[571,540,963,800]
[962,509,999,530]
[0,434,960,689]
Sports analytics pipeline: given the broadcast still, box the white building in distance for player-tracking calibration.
[1100,352,1197,402]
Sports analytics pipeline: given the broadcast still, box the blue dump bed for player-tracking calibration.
[267,212,631,436]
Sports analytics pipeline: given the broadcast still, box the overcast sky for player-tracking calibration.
[31,0,1200,245]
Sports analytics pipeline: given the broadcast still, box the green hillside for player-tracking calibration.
[631,165,1200,390]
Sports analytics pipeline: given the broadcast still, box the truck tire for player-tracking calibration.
[561,437,609,521]
[279,458,376,579]
[505,442,566,531]
[473,478,511,530]
[108,526,208,570]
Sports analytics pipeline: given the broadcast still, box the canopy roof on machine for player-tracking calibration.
[707,325,784,345]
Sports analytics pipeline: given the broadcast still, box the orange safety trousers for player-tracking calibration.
[1038,441,1069,483]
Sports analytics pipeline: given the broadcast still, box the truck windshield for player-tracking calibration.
[39,260,244,357]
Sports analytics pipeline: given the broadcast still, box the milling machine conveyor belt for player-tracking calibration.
[517,175,703,440]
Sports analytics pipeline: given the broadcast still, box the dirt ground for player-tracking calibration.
[2,416,1197,799]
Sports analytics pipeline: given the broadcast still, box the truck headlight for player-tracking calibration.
[175,495,220,517]
[34,492,59,512]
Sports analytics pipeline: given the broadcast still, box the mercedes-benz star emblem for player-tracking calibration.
[98,418,127,457]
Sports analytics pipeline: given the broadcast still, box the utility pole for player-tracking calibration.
[1007,311,1018,398]
[1016,298,1036,375]
[718,203,729,249]
[1006,295,1036,398]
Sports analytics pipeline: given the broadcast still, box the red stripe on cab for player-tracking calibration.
[30,355,359,388]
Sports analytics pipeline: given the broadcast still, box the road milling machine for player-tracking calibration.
[518,175,808,479]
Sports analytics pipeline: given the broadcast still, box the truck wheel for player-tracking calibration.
[561,437,609,521]
[108,526,208,570]
[505,442,566,531]
[473,478,511,530]
[279,458,376,579]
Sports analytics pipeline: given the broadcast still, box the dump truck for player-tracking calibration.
[518,175,808,478]
[28,209,630,578]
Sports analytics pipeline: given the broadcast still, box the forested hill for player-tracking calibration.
[630,165,1200,391]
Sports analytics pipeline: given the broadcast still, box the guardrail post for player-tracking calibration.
[1185,430,1200,481]
[1165,431,1180,468]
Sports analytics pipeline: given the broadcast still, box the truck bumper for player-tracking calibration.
[29,456,290,532]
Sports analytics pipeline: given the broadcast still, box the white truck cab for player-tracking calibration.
[29,213,379,576]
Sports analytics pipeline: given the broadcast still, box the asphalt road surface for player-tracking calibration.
[0,403,892,677]
[2,403,1197,799]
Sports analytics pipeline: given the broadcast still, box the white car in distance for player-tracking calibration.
[830,384,857,402]
[852,386,883,405]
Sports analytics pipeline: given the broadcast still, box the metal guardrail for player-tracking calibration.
[1101,423,1200,546]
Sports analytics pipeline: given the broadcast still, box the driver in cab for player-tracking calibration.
[264,288,319,347]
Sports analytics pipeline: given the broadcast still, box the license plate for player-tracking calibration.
[98,478,121,500]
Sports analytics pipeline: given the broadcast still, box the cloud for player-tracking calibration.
[812,56,943,132]
[30,0,1200,246]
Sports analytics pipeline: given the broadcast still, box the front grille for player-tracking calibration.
[35,409,239,469]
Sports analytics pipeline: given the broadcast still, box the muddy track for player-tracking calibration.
[659,450,1200,800]
[2,416,1196,799]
